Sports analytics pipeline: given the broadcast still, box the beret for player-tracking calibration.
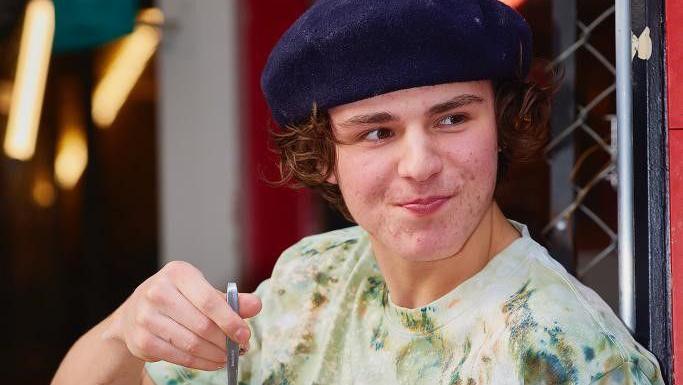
[261,0,532,127]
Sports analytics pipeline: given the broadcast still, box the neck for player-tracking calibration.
[373,202,520,309]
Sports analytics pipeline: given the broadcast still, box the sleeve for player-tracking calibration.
[236,279,271,385]
[144,279,273,385]
[589,360,665,385]
[145,361,224,385]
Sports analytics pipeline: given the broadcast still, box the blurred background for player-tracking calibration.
[0,0,627,382]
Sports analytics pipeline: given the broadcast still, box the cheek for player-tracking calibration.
[469,148,498,182]
[449,131,498,200]
[452,129,498,175]
[334,148,390,208]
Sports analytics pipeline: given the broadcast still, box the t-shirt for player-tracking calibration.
[146,222,664,384]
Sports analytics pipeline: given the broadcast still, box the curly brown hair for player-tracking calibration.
[271,74,557,222]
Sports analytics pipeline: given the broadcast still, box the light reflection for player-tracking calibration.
[500,0,527,9]
[0,81,12,115]
[3,0,55,161]
[55,126,88,189]
[91,8,163,128]
[32,176,56,208]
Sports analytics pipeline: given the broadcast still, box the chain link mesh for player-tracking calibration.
[544,2,619,310]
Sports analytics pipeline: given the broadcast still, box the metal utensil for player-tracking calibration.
[226,282,239,385]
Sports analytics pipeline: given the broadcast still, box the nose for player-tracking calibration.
[397,128,443,182]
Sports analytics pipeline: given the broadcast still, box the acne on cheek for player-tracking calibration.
[462,156,497,205]
[462,153,496,182]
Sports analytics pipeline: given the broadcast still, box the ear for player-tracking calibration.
[326,172,338,184]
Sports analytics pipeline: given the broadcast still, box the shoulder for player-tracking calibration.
[271,225,369,281]
[284,225,366,256]
[246,227,374,374]
[500,239,662,384]
[261,226,371,310]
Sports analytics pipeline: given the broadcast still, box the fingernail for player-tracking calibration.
[239,343,249,355]
[235,328,248,344]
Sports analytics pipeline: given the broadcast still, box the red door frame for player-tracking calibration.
[666,0,683,382]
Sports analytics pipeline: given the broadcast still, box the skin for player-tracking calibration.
[52,80,520,384]
[328,80,520,308]
[52,261,262,385]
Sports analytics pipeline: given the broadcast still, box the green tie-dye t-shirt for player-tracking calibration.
[146,222,663,385]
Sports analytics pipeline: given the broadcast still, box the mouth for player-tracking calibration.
[397,195,452,216]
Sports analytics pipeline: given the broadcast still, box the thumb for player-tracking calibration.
[218,290,262,319]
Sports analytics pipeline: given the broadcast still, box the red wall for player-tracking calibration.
[242,1,314,291]
[666,0,683,382]
[666,0,683,129]
[671,132,683,384]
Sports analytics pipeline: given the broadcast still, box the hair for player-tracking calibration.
[271,69,559,222]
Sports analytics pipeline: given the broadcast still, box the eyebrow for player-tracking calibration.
[337,111,398,128]
[337,93,485,128]
[427,94,484,116]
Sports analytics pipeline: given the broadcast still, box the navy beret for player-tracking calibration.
[261,0,532,127]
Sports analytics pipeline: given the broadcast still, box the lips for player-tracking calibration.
[398,195,451,216]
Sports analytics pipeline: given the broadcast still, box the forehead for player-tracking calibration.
[328,80,493,122]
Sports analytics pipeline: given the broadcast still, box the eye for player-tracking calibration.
[363,128,394,142]
[438,114,467,126]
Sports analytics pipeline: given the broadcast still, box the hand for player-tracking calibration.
[105,261,262,371]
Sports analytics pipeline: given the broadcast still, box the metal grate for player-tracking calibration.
[544,1,621,313]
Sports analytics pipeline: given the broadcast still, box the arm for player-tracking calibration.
[589,361,665,385]
[51,307,147,385]
[51,261,262,385]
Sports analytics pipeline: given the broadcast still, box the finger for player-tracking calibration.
[157,286,227,350]
[236,292,262,319]
[153,313,227,364]
[135,330,225,371]
[169,264,249,345]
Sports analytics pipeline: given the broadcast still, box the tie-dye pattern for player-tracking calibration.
[146,222,663,385]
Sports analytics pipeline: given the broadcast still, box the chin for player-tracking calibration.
[391,226,467,263]
[359,206,475,261]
